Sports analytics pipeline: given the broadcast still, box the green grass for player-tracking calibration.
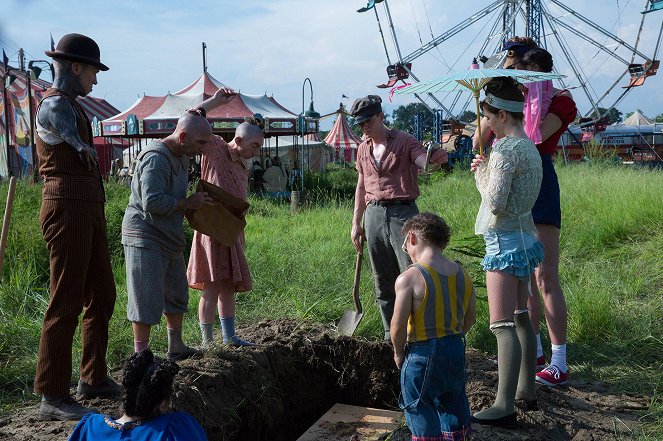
[0,163,662,437]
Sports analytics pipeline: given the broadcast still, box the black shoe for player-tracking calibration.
[167,346,204,362]
[516,398,539,411]
[39,396,94,421]
[77,377,121,399]
[471,412,518,429]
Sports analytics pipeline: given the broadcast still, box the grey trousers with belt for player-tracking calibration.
[364,201,418,339]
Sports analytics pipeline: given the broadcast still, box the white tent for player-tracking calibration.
[622,110,653,126]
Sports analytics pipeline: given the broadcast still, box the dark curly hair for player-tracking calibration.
[121,350,180,418]
[521,48,554,73]
[401,212,451,250]
[480,77,525,121]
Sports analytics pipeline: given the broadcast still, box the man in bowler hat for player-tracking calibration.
[34,33,119,420]
[349,95,448,340]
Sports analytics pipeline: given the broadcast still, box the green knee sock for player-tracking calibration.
[200,322,214,344]
[515,311,537,402]
[474,320,520,420]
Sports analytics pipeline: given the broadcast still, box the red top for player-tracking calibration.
[355,128,426,204]
[537,92,577,155]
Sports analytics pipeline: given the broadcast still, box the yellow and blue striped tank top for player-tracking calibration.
[407,262,474,343]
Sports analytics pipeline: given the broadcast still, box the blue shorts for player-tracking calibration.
[482,231,544,281]
[532,154,561,228]
[399,335,472,440]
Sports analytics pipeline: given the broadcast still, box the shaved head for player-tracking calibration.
[233,122,264,159]
[170,112,213,157]
[176,113,212,138]
[235,122,263,143]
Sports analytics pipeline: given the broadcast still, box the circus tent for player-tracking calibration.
[324,110,362,162]
[101,72,317,138]
[0,66,127,178]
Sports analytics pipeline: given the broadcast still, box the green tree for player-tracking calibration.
[655,113,663,123]
[391,103,435,138]
[589,107,623,124]
[457,110,479,123]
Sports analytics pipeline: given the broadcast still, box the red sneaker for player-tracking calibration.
[536,364,569,386]
[536,355,547,371]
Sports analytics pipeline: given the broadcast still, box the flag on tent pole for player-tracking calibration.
[357,0,384,13]
[50,33,55,51]
[342,94,349,99]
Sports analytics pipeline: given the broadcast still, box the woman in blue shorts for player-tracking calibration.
[470,77,543,428]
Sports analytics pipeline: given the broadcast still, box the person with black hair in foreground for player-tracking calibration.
[68,350,207,440]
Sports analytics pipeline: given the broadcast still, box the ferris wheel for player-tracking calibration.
[361,0,663,121]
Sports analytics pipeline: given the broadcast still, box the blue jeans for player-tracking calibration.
[399,334,472,439]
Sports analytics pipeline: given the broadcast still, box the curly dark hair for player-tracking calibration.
[521,48,554,73]
[401,212,451,250]
[121,350,180,418]
[480,77,525,121]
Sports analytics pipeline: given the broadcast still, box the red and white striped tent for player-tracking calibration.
[101,72,315,138]
[0,66,126,178]
[324,112,362,163]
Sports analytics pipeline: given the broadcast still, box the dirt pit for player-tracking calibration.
[0,319,650,440]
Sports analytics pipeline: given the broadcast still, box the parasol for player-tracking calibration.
[395,68,565,155]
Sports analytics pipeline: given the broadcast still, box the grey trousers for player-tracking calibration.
[364,201,418,337]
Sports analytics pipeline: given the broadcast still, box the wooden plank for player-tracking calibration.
[297,403,402,441]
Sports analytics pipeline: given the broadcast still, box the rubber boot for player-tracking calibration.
[472,320,520,428]
[515,310,538,411]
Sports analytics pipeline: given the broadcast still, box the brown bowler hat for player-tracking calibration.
[45,33,109,71]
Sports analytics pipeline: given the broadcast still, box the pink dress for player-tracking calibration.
[186,135,252,292]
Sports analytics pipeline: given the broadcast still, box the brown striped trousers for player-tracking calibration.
[34,198,116,397]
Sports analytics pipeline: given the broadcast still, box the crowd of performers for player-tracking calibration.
[30,33,575,440]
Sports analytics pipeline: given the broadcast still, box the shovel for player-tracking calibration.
[337,237,365,336]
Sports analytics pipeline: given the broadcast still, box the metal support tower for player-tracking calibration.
[526,0,545,47]
[502,0,519,40]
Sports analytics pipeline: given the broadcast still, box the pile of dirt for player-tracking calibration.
[0,319,650,441]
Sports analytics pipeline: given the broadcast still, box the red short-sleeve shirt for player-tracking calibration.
[537,93,577,155]
[356,128,426,204]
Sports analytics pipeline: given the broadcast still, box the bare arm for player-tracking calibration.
[539,112,563,142]
[391,271,414,370]
[199,87,239,113]
[38,96,98,169]
[351,172,367,252]
[413,147,448,171]
[472,116,494,150]
[462,288,477,334]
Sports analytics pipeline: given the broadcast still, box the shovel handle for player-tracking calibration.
[351,239,364,314]
[0,177,17,277]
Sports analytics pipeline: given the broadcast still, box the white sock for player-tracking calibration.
[536,334,543,358]
[550,343,567,372]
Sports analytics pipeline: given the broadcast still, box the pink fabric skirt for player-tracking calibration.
[186,231,252,292]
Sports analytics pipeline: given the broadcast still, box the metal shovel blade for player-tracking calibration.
[338,310,364,336]
[337,244,364,336]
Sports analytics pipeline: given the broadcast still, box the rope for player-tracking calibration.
[422,0,452,70]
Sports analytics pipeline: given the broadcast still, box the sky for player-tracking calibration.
[1,0,662,130]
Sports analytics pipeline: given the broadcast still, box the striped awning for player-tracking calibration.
[324,113,362,149]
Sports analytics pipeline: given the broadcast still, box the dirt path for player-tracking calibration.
[0,320,650,440]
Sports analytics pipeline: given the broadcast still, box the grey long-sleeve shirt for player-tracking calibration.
[121,141,189,256]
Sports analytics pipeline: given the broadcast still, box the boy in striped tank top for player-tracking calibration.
[392,213,476,440]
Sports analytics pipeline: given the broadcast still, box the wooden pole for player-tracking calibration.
[0,176,17,276]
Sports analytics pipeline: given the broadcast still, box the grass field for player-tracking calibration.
[0,161,661,437]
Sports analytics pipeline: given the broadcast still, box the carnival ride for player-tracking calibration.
[361,0,663,163]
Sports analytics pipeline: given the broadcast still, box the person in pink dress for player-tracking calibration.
[186,89,264,346]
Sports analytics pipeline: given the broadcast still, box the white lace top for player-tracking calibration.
[474,136,543,235]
